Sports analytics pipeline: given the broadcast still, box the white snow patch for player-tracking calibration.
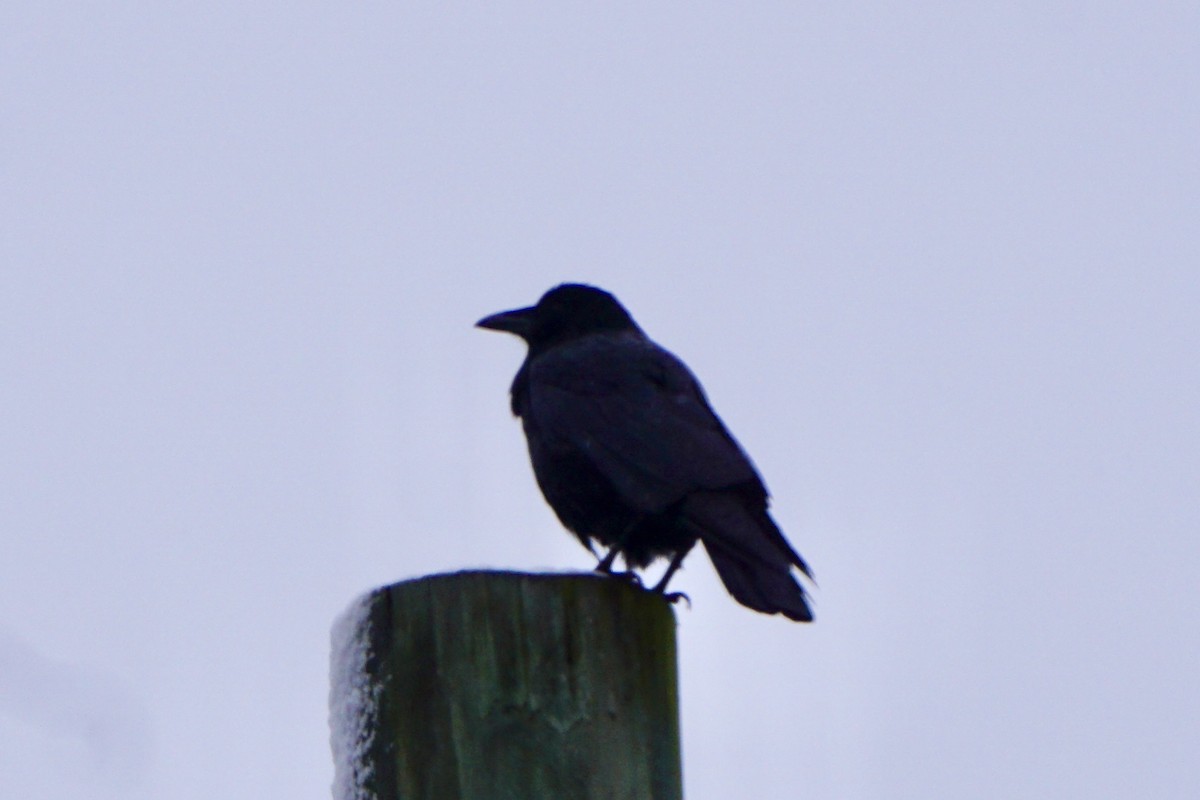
[329,593,378,800]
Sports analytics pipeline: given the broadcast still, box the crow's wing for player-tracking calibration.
[527,334,762,514]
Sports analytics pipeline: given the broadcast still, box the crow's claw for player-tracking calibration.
[663,590,691,608]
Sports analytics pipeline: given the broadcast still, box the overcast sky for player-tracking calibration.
[3,3,1198,799]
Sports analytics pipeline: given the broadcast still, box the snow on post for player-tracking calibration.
[328,570,682,800]
[329,592,378,800]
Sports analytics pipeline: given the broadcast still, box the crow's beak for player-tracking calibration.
[475,306,536,339]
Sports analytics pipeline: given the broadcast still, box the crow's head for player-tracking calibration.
[476,284,639,351]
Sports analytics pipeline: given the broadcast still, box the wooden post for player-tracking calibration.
[330,570,682,800]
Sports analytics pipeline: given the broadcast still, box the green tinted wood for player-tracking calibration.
[346,570,681,800]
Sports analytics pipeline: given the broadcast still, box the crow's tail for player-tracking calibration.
[682,491,813,622]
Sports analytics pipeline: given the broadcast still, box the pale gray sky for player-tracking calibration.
[3,3,1198,799]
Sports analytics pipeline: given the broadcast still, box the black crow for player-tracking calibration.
[477,283,814,621]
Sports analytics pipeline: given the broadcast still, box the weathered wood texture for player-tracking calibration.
[347,570,682,800]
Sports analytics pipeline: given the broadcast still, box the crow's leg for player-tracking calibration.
[651,540,696,594]
[595,547,643,588]
[593,518,645,587]
[594,545,621,573]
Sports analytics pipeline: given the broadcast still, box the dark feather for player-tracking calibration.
[478,283,814,621]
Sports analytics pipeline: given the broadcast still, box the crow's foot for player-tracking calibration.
[598,569,644,589]
[662,590,691,608]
